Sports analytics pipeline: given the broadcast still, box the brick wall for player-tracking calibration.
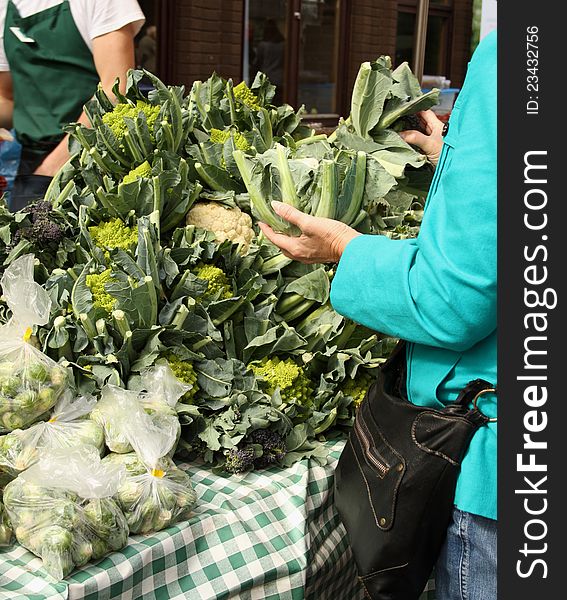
[166,0,472,104]
[169,0,244,88]
[346,0,398,101]
[449,0,473,87]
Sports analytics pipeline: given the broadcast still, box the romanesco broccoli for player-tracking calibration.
[210,128,250,152]
[233,82,261,110]
[122,161,153,185]
[250,357,314,405]
[102,101,161,140]
[341,370,375,407]
[166,355,199,403]
[89,219,138,252]
[193,264,234,300]
[86,269,116,313]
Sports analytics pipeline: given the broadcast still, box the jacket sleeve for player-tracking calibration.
[330,33,497,352]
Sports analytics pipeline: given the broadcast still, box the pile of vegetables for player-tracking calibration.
[3,448,129,580]
[0,256,70,432]
[0,393,104,480]
[0,59,435,478]
[102,388,197,534]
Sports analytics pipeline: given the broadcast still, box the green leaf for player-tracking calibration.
[350,60,393,139]
[286,268,330,303]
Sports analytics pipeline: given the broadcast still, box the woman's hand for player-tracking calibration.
[258,201,361,264]
[399,110,445,167]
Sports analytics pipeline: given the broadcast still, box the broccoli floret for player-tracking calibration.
[89,218,138,252]
[248,428,286,468]
[85,269,116,314]
[224,445,256,473]
[233,82,261,111]
[193,264,234,300]
[249,357,314,406]
[16,201,65,247]
[210,128,250,152]
[341,370,375,408]
[102,101,161,140]
[166,355,199,404]
[122,161,153,185]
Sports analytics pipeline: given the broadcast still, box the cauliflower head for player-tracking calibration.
[86,269,116,314]
[233,82,261,111]
[210,128,250,152]
[165,355,199,404]
[193,264,234,300]
[89,219,138,252]
[122,161,152,185]
[186,202,255,253]
[250,357,314,406]
[102,101,161,140]
[341,370,375,408]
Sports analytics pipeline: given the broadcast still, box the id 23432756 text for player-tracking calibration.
[526,26,539,115]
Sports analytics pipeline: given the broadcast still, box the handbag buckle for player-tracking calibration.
[472,388,497,422]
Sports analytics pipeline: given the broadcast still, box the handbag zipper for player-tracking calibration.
[354,416,390,477]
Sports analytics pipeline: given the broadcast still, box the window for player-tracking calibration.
[245,0,346,119]
[396,1,453,83]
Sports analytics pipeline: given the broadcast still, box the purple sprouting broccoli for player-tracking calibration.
[224,446,256,474]
[15,201,65,247]
[249,428,286,469]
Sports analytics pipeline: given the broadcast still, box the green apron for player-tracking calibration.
[3,0,99,151]
[3,0,99,209]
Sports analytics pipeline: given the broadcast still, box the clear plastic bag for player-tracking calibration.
[103,391,196,534]
[91,364,188,455]
[0,255,70,432]
[3,447,128,580]
[0,499,13,546]
[0,393,104,481]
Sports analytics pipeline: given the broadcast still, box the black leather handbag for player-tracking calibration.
[334,342,496,600]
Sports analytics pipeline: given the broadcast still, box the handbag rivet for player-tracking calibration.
[379,517,387,526]
[397,463,404,472]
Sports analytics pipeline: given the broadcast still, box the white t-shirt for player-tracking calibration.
[0,0,145,71]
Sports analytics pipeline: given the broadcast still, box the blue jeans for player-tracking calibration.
[435,507,497,600]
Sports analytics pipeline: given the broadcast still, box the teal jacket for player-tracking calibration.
[331,31,497,520]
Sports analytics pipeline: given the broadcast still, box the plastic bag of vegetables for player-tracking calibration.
[103,393,196,534]
[0,499,13,546]
[3,447,128,580]
[0,255,69,432]
[0,393,104,481]
[91,364,188,455]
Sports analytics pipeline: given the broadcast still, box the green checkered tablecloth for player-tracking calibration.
[0,439,435,600]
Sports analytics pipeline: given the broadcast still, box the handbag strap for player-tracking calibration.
[450,378,496,427]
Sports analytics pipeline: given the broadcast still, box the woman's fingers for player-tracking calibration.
[258,222,298,255]
[419,109,444,135]
[399,129,428,148]
[271,201,310,229]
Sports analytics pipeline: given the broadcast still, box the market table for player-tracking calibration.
[0,440,435,600]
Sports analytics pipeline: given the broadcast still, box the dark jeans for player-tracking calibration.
[9,142,57,212]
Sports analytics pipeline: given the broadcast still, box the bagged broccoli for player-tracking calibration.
[91,364,188,455]
[0,499,13,546]
[103,394,196,534]
[0,255,69,432]
[0,393,104,481]
[3,447,128,580]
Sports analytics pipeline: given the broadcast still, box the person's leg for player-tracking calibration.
[435,507,497,600]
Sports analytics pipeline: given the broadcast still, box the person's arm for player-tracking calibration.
[262,34,497,352]
[0,70,13,130]
[34,23,137,177]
